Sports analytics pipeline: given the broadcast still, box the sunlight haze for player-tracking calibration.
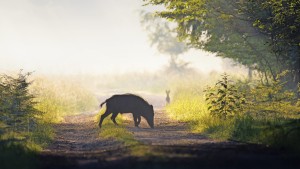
[0,0,222,74]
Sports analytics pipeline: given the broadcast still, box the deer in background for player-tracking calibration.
[166,90,170,105]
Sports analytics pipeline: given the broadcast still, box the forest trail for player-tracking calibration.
[123,110,216,146]
[43,113,122,154]
[39,109,299,169]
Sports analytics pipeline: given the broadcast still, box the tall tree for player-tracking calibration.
[144,0,300,88]
[140,11,191,74]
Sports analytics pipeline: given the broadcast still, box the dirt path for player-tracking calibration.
[39,109,299,169]
[124,109,215,146]
[44,112,122,154]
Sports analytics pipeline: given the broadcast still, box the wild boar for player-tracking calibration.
[98,94,154,128]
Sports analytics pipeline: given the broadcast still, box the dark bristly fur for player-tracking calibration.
[99,94,154,128]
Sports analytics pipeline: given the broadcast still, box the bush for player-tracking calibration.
[0,71,99,168]
[205,73,246,119]
[167,73,300,151]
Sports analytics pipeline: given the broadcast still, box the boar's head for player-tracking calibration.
[145,105,154,128]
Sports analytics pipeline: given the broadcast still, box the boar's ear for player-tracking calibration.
[150,105,153,109]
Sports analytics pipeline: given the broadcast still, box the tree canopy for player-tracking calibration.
[144,0,300,88]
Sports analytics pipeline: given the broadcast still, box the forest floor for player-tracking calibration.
[39,109,300,169]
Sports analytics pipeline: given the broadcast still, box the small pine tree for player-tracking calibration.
[0,70,41,140]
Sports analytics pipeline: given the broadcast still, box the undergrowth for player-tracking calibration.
[0,71,98,169]
[166,73,300,151]
[31,76,98,123]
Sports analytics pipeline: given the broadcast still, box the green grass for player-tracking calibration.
[166,88,235,140]
[96,108,139,146]
[0,142,39,169]
[31,76,98,123]
[0,121,54,169]
[0,74,100,169]
[96,108,158,157]
[166,83,300,152]
[0,130,47,169]
[99,120,140,147]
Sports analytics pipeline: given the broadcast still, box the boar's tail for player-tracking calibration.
[100,100,106,107]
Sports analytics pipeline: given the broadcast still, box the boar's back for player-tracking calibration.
[105,94,151,113]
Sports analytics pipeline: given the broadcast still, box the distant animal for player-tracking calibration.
[166,90,170,104]
[99,94,154,128]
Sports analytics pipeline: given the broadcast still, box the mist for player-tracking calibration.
[0,0,223,75]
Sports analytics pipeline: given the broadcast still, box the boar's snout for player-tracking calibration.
[146,116,154,129]
[149,119,154,129]
[150,123,154,129]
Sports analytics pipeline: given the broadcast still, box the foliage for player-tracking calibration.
[247,0,300,88]
[0,71,47,169]
[167,74,300,151]
[0,71,42,143]
[31,77,98,123]
[205,74,246,119]
[144,0,300,88]
[166,84,234,138]
[0,72,99,168]
[246,73,298,117]
[238,72,300,148]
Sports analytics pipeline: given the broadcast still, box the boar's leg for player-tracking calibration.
[133,114,139,127]
[99,109,111,128]
[137,116,141,125]
[111,112,119,125]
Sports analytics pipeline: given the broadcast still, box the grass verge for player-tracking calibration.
[166,81,300,152]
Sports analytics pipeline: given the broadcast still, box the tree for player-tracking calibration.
[144,0,300,89]
[0,71,41,140]
[140,11,191,74]
[248,0,300,88]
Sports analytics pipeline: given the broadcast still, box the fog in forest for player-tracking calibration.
[0,0,250,109]
[0,0,228,75]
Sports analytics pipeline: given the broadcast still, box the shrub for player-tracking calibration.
[205,73,246,119]
[167,72,300,150]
